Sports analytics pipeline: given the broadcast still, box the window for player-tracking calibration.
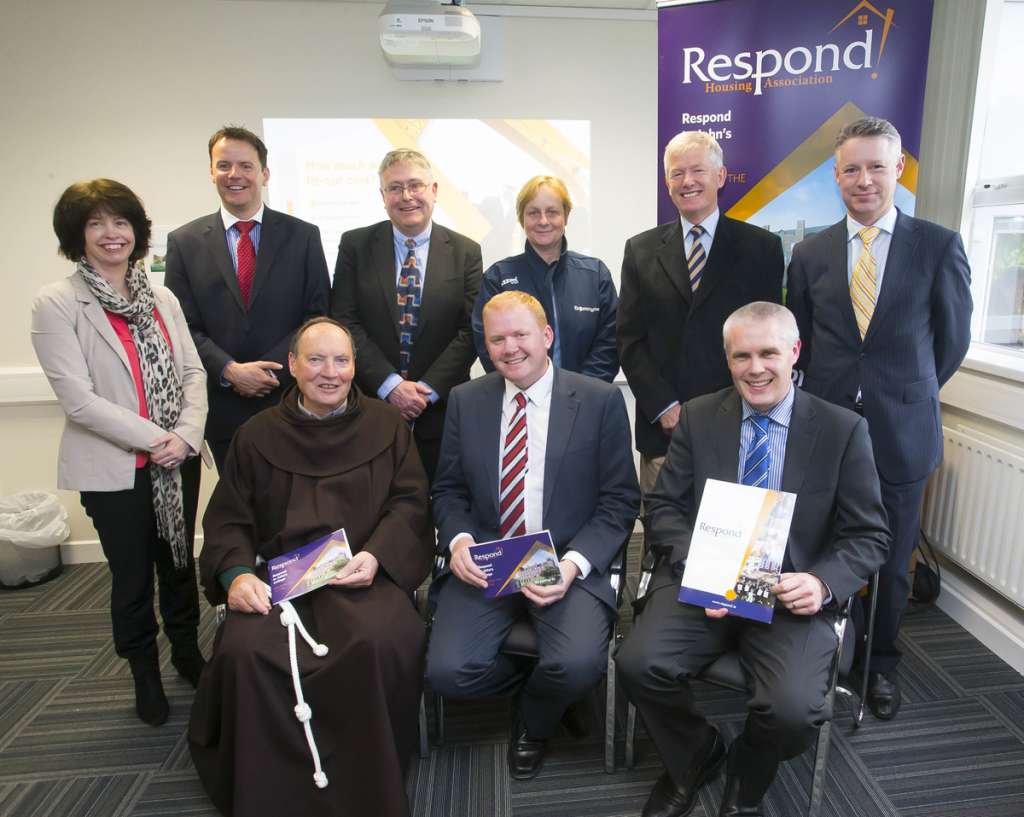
[961,0,1024,377]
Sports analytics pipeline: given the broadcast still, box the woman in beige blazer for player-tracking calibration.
[32,179,208,727]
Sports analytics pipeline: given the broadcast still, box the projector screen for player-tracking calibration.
[263,118,591,275]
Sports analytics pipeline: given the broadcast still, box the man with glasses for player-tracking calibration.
[330,149,482,483]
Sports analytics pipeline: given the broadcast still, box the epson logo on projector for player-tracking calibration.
[681,29,873,96]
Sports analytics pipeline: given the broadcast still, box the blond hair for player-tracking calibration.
[515,176,572,226]
[378,149,432,179]
[663,131,724,175]
[482,291,548,331]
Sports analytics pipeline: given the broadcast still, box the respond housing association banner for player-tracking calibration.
[658,0,934,259]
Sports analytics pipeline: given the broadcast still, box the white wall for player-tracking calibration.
[0,0,656,549]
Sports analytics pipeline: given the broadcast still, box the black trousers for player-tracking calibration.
[426,574,612,738]
[80,458,201,659]
[617,566,837,787]
[856,474,929,674]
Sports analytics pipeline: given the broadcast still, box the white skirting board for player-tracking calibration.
[61,537,205,565]
[935,557,1024,676]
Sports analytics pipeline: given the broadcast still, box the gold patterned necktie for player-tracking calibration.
[850,226,881,340]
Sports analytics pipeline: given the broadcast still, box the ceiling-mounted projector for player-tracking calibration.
[379,0,481,66]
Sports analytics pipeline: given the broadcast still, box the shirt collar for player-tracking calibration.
[297,395,348,420]
[393,223,432,250]
[741,383,795,429]
[221,204,264,232]
[681,207,720,240]
[846,206,897,241]
[503,358,554,409]
[525,236,568,268]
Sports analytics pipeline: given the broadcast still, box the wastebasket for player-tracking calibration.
[0,492,70,589]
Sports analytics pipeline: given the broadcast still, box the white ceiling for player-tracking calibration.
[228,0,658,10]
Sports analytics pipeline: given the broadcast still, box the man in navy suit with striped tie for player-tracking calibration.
[788,117,973,720]
[617,303,888,817]
[427,291,640,780]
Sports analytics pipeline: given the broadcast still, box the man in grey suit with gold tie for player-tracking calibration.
[787,117,973,720]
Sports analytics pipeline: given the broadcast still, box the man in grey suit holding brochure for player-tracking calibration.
[427,291,640,781]
[617,302,888,817]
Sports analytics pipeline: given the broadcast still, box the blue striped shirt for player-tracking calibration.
[738,386,795,490]
[220,206,263,271]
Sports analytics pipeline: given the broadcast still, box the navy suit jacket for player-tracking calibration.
[329,220,482,441]
[646,387,889,607]
[618,215,784,458]
[432,367,641,610]
[787,210,972,484]
[164,207,330,441]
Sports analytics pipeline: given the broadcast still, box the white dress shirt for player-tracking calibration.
[845,205,898,293]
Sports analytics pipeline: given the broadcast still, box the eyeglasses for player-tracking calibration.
[384,180,429,197]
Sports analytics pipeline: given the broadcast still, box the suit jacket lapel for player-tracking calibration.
[480,376,505,521]
[71,275,132,373]
[711,390,743,483]
[374,223,401,340]
[865,209,917,345]
[542,368,579,521]
[202,212,245,313]
[825,221,862,346]
[655,220,692,305]
[692,216,735,310]
[418,225,453,341]
[248,207,284,308]
[781,390,817,496]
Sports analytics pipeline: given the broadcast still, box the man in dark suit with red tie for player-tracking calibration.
[618,131,784,500]
[329,149,482,483]
[427,291,640,780]
[164,125,330,471]
[787,116,973,719]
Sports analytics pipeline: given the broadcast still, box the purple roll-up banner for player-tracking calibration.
[469,530,562,599]
[658,0,933,260]
[269,528,353,606]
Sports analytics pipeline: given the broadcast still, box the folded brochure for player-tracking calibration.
[678,479,796,622]
[469,530,561,598]
[268,527,353,606]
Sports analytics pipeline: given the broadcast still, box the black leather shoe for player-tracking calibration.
[867,672,901,720]
[642,730,726,817]
[508,727,547,780]
[718,741,765,817]
[128,655,169,726]
[171,646,206,689]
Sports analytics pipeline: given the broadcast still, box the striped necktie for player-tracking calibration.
[742,414,771,488]
[499,392,528,539]
[687,225,707,291]
[850,226,881,340]
[397,238,422,377]
[235,220,256,306]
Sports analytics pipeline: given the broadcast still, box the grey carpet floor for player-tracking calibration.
[1,562,1022,817]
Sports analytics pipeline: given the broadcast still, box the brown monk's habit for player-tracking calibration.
[189,386,432,817]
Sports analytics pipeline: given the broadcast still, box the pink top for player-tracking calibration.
[105,310,173,467]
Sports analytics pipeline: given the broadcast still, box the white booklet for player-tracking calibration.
[678,478,796,622]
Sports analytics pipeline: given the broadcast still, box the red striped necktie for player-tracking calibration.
[499,392,528,539]
[235,220,256,306]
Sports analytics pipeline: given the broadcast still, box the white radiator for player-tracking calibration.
[921,425,1024,610]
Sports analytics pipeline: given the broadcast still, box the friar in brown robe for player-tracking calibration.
[189,318,432,817]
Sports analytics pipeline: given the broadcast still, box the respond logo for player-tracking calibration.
[680,1,898,95]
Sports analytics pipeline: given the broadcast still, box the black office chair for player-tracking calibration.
[422,533,632,773]
[623,550,879,817]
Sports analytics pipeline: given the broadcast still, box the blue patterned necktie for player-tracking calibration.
[687,225,707,291]
[742,415,771,488]
[397,238,422,378]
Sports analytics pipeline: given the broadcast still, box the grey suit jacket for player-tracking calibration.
[787,210,972,483]
[646,387,889,607]
[31,272,208,491]
[432,367,641,610]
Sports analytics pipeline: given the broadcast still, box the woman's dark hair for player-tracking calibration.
[52,179,152,264]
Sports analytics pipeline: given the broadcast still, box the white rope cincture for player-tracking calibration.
[279,599,330,789]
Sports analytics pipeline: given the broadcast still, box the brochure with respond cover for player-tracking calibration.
[469,530,562,599]
[678,479,796,623]
[268,528,353,606]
